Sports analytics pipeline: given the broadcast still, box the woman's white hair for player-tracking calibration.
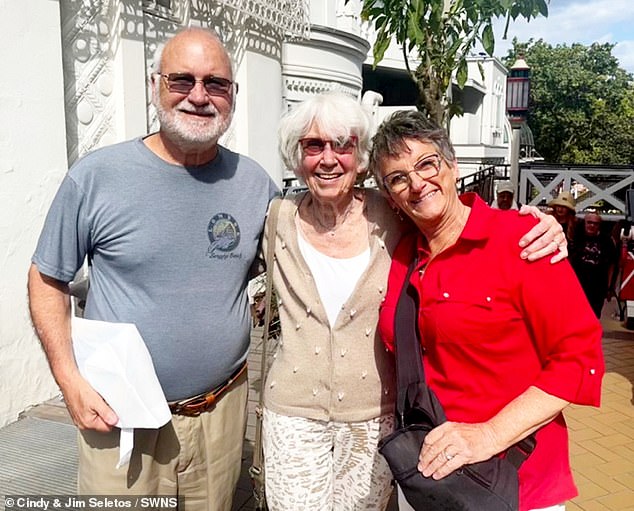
[278,92,373,175]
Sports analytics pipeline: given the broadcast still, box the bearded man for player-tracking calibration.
[571,212,617,318]
[28,28,278,510]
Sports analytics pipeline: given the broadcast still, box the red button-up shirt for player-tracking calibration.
[379,193,604,510]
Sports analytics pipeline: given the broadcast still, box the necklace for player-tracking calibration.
[309,192,360,236]
[428,206,469,257]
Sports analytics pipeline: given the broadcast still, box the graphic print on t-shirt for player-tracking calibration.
[207,212,242,259]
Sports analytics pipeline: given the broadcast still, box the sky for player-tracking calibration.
[490,0,634,74]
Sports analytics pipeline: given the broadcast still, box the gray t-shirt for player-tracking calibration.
[33,137,279,400]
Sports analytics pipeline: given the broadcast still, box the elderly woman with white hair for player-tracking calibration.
[261,93,567,511]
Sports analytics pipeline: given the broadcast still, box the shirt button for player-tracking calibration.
[590,368,596,375]
[443,292,450,299]
[486,296,492,302]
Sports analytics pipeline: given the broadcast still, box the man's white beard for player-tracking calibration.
[156,98,232,153]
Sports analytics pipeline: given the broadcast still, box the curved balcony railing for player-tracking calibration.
[217,0,310,38]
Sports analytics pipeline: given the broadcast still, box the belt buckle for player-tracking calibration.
[170,392,215,417]
[169,362,246,417]
[182,398,211,416]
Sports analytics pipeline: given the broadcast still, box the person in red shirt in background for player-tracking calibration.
[368,110,604,511]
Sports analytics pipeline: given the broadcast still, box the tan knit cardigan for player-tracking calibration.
[262,189,404,422]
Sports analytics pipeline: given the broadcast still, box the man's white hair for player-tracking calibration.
[150,27,233,76]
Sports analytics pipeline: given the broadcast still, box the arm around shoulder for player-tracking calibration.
[517,206,568,263]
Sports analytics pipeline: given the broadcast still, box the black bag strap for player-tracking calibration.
[393,258,446,428]
[392,255,535,470]
[393,259,425,389]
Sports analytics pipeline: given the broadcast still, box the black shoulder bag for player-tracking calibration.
[378,259,536,511]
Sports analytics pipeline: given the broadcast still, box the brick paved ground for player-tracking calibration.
[565,312,634,511]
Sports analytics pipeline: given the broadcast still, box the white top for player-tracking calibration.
[297,232,370,327]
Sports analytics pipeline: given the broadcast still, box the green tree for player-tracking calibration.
[505,40,634,163]
[355,0,548,127]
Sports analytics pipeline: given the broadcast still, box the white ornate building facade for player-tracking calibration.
[0,0,510,427]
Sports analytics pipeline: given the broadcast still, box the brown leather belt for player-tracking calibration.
[168,362,247,417]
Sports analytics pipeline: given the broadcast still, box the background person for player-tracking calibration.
[491,180,519,210]
[28,27,278,510]
[549,191,577,243]
[370,110,604,511]
[261,93,570,511]
[571,211,618,318]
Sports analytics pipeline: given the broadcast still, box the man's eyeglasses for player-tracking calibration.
[159,73,238,96]
[382,154,442,193]
[299,136,358,156]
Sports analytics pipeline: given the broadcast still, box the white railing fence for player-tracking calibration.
[519,164,634,221]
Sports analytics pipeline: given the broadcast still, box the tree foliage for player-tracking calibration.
[355,0,548,127]
[505,40,634,164]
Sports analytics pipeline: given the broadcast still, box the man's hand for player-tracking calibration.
[27,264,118,433]
[518,205,568,263]
[61,373,119,432]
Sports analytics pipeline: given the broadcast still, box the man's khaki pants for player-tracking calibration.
[77,372,248,511]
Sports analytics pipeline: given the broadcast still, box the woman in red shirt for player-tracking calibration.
[368,110,604,511]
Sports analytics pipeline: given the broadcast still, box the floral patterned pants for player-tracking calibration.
[263,408,395,511]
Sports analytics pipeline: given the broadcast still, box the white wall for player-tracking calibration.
[241,51,284,184]
[0,0,69,427]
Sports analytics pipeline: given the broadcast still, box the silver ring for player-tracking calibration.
[444,449,455,461]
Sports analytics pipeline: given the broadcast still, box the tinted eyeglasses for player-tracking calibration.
[159,73,238,95]
[382,154,442,193]
[299,136,358,156]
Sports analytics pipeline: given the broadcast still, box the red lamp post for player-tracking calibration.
[506,57,531,195]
